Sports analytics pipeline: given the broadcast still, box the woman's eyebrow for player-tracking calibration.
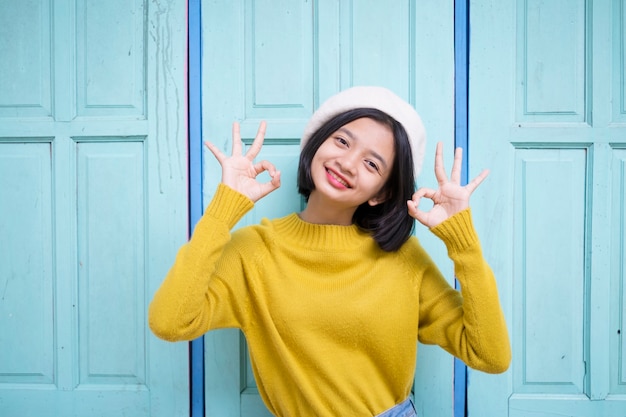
[337,127,389,170]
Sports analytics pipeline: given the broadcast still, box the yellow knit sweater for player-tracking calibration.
[149,184,511,416]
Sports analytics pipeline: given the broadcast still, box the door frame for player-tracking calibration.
[186,1,471,415]
[189,0,205,416]
[453,0,470,415]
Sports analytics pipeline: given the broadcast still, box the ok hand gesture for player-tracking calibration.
[407,142,489,228]
[205,121,281,203]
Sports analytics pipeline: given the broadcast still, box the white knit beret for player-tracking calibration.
[301,86,426,177]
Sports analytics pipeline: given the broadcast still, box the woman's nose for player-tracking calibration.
[337,151,358,174]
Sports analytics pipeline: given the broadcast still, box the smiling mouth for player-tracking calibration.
[326,168,351,188]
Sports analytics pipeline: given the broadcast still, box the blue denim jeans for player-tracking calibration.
[375,398,417,417]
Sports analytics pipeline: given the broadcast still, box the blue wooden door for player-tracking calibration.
[468,0,626,415]
[200,1,460,415]
[0,0,188,415]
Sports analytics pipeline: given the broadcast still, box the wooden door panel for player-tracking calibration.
[516,0,587,122]
[0,143,54,386]
[0,0,53,118]
[610,147,626,396]
[512,148,587,395]
[76,141,146,386]
[76,0,146,117]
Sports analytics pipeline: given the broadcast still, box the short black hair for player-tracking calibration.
[297,108,416,252]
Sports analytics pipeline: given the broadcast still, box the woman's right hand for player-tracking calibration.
[205,121,281,202]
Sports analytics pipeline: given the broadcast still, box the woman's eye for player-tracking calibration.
[335,137,348,146]
[366,160,379,171]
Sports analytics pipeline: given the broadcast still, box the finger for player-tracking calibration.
[412,187,436,201]
[252,160,281,198]
[246,121,267,161]
[408,187,438,220]
[407,199,419,218]
[204,140,227,164]
[434,142,448,185]
[270,170,281,188]
[257,170,282,199]
[253,160,278,178]
[450,147,463,184]
[231,122,243,156]
[406,199,429,226]
[465,168,490,194]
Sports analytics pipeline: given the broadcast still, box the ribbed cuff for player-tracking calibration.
[204,183,254,229]
[429,208,479,254]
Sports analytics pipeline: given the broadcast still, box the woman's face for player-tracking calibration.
[309,117,395,209]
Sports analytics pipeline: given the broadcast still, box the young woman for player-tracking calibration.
[149,86,511,417]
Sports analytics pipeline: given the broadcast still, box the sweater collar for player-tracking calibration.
[270,213,373,252]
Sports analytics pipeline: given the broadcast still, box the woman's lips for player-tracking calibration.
[326,168,351,188]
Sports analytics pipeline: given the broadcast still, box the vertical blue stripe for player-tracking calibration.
[454,0,469,183]
[454,0,469,416]
[188,0,205,415]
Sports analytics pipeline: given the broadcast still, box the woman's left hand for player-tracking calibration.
[407,141,489,228]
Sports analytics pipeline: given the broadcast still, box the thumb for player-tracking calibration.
[406,199,431,227]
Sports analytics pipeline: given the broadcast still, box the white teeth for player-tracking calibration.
[328,169,348,187]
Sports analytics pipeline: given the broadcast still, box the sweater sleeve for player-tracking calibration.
[417,208,511,374]
[148,184,254,342]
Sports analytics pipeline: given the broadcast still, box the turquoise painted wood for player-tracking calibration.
[468,0,626,415]
[0,0,188,415]
[201,1,456,415]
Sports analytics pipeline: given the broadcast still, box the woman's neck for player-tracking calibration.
[299,193,357,226]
